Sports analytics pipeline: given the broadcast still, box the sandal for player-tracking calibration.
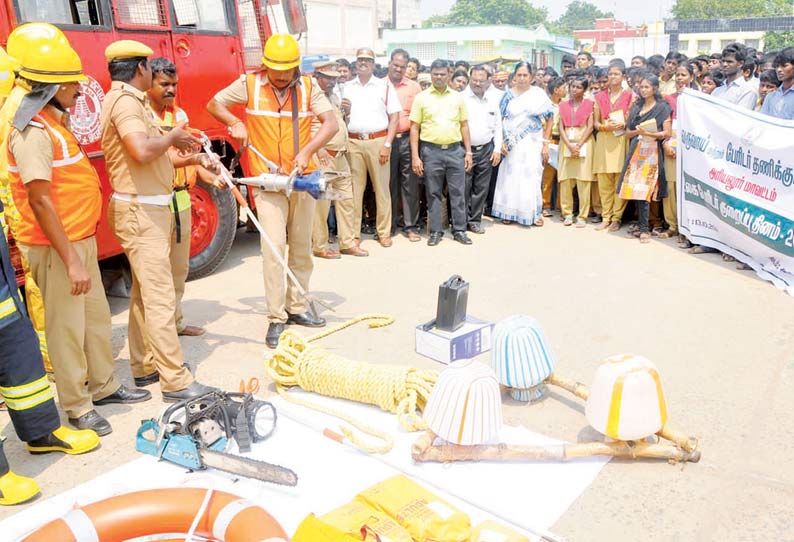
[534,218,544,227]
[688,245,718,254]
[608,221,621,233]
[639,233,651,243]
[627,223,639,235]
[501,219,512,225]
[657,230,677,239]
[736,262,752,270]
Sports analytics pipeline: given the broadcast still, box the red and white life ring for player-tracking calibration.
[20,488,288,542]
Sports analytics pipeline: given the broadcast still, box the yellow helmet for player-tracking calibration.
[262,34,301,71]
[7,22,68,70]
[17,41,87,84]
[0,47,15,98]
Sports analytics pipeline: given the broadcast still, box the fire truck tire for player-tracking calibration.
[187,179,238,281]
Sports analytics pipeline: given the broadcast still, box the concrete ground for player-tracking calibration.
[2,215,793,541]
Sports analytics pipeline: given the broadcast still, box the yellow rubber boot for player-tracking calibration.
[0,471,40,505]
[26,426,99,455]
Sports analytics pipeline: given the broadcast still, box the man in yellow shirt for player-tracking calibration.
[409,59,472,246]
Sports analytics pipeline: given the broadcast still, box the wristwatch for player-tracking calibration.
[384,141,392,148]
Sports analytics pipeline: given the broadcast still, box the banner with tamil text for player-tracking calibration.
[678,89,794,295]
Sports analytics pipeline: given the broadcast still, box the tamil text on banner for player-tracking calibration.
[677,89,794,295]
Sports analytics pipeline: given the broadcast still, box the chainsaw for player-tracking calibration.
[136,391,298,486]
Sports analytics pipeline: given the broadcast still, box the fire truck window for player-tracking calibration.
[18,0,102,25]
[173,0,229,31]
[115,0,167,26]
[236,0,264,67]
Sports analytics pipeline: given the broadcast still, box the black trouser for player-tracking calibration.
[390,133,421,233]
[421,143,467,233]
[484,162,500,216]
[465,141,494,226]
[637,201,650,234]
[0,315,60,442]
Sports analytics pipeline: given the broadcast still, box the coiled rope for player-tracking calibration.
[265,314,438,453]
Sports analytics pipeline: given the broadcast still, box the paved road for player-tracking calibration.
[2,217,793,540]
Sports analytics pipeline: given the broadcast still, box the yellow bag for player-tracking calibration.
[293,501,412,542]
[356,475,471,542]
[472,520,530,542]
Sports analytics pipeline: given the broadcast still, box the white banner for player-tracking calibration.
[678,89,794,295]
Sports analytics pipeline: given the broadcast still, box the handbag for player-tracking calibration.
[435,275,469,332]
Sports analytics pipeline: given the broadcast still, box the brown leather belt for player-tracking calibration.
[348,129,388,140]
[326,149,344,157]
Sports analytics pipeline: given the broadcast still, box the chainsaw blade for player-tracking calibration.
[199,448,298,486]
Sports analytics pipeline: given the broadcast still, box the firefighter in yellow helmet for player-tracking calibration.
[9,34,153,437]
[0,32,102,507]
[0,23,67,377]
[207,34,338,348]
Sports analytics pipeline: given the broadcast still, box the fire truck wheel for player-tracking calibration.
[187,179,238,281]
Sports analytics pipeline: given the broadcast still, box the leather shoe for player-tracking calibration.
[467,223,485,234]
[93,385,151,406]
[134,371,159,387]
[453,231,473,245]
[340,246,369,257]
[379,236,393,247]
[266,322,285,349]
[313,249,341,259]
[68,410,112,436]
[427,232,443,246]
[162,381,219,403]
[287,312,326,328]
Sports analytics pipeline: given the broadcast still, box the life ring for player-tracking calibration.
[20,487,288,542]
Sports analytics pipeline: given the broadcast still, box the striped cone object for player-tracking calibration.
[490,315,556,402]
[424,359,502,445]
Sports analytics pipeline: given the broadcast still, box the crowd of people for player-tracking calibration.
[313,42,793,251]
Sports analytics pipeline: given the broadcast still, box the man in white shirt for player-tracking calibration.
[712,43,758,110]
[341,47,401,247]
[463,66,503,234]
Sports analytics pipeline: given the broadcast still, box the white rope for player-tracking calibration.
[185,488,214,542]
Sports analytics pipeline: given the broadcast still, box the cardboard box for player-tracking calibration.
[415,316,494,364]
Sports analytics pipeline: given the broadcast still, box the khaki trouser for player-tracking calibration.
[591,184,602,214]
[541,163,556,211]
[108,198,193,391]
[313,153,355,252]
[664,155,678,233]
[253,188,315,323]
[348,137,391,239]
[172,206,191,333]
[559,179,592,220]
[22,236,118,417]
[597,172,628,224]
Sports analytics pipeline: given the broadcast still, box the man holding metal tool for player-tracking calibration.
[207,34,338,349]
[102,40,217,402]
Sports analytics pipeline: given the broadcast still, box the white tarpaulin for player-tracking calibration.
[678,89,794,295]
[0,394,609,542]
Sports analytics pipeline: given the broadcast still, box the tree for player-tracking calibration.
[422,0,548,28]
[671,0,792,19]
[554,0,613,33]
[764,31,794,51]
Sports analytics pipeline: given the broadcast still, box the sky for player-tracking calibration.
[420,0,677,25]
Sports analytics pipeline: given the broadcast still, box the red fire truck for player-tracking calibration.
[1,0,307,283]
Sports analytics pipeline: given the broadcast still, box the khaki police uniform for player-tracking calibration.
[312,91,355,252]
[101,81,193,392]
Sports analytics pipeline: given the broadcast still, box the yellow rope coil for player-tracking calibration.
[265,314,438,454]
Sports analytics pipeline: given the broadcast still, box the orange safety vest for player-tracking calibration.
[8,108,102,246]
[245,73,316,175]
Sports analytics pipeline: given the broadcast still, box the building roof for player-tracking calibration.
[383,24,555,45]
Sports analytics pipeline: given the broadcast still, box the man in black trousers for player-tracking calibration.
[409,59,473,246]
[463,65,502,233]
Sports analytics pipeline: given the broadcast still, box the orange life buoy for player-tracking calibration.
[21,487,289,542]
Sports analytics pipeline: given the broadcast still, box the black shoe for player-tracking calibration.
[266,322,285,349]
[286,312,326,328]
[427,232,443,246]
[68,410,112,436]
[162,382,219,403]
[134,372,159,387]
[453,231,473,245]
[467,223,485,234]
[590,214,603,224]
[93,385,151,406]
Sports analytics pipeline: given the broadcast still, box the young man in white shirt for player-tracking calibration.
[712,43,758,110]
